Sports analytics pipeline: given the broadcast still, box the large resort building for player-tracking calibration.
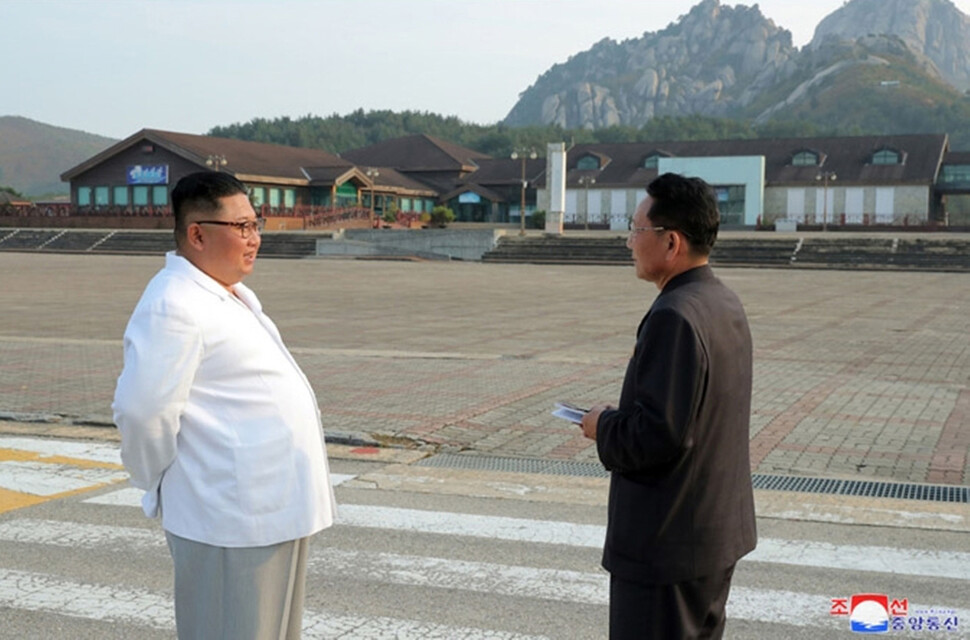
[46,128,970,230]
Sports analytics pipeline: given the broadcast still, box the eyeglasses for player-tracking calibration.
[195,218,265,238]
[628,222,667,234]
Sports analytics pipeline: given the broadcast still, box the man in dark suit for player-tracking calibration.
[580,172,757,639]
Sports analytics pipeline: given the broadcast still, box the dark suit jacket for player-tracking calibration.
[596,265,756,585]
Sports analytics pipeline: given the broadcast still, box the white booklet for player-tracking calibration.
[552,402,588,424]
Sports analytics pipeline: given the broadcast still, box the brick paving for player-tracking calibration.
[0,248,967,486]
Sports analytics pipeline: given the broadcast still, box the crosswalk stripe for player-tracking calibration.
[320,547,606,604]
[9,502,970,586]
[0,437,122,464]
[0,460,127,496]
[750,537,970,581]
[1,522,952,634]
[3,437,965,635]
[0,568,172,630]
[337,504,970,581]
[82,473,357,508]
[339,504,605,547]
[81,486,144,506]
[0,518,163,549]
[0,568,550,639]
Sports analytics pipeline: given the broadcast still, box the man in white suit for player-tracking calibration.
[113,171,336,640]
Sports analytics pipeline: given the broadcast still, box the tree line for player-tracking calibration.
[208,110,896,159]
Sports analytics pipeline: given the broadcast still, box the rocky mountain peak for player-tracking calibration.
[503,0,796,129]
[809,0,970,90]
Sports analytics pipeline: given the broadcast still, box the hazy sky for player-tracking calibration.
[5,0,970,139]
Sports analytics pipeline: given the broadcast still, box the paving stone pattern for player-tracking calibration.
[0,252,966,486]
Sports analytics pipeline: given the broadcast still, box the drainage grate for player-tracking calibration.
[414,454,969,503]
[415,453,608,478]
[751,474,969,504]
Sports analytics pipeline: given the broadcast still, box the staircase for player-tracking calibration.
[0,229,319,258]
[482,234,970,271]
[482,236,631,265]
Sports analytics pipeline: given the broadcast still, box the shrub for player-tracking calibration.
[429,205,455,227]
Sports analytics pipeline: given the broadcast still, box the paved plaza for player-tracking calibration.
[0,249,967,486]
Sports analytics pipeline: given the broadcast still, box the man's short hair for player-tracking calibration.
[645,172,719,255]
[171,171,248,245]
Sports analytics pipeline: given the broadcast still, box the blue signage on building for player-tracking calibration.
[127,165,169,185]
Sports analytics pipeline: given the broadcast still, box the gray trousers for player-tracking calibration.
[165,532,309,640]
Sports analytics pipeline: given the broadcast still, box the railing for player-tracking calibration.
[1,203,74,217]
[2,203,366,226]
[0,204,175,217]
[760,212,942,230]
[298,206,372,229]
[75,205,173,217]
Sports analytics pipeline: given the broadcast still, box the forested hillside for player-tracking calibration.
[207,109,884,159]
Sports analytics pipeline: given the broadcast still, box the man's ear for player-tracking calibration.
[665,229,682,259]
[184,222,205,251]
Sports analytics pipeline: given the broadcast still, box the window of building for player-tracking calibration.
[643,153,670,169]
[250,187,265,207]
[113,186,129,206]
[78,187,91,206]
[940,165,970,184]
[269,188,281,208]
[872,149,901,165]
[335,182,357,207]
[95,187,110,207]
[791,151,819,166]
[715,185,746,225]
[152,186,167,206]
[284,189,295,209]
[576,155,600,171]
[400,198,412,212]
[133,186,149,206]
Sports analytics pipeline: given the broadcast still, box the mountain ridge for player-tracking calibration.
[0,116,116,197]
[503,0,970,132]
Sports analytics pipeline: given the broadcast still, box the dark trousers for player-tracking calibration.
[609,564,736,640]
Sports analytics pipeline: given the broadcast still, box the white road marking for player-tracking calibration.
[0,568,172,630]
[0,518,164,549]
[0,461,126,496]
[338,504,605,547]
[0,555,949,635]
[750,537,970,581]
[330,473,356,486]
[0,568,551,639]
[0,436,122,464]
[11,504,970,585]
[82,473,356,507]
[82,487,143,506]
[337,504,970,581]
[316,547,607,604]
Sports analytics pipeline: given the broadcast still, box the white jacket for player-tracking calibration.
[113,252,336,547]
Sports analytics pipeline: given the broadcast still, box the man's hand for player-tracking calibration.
[580,404,613,441]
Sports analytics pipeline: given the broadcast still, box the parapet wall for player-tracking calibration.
[319,229,505,261]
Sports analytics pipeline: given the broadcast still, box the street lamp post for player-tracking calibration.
[577,175,596,230]
[205,154,227,172]
[511,148,537,236]
[366,168,380,226]
[816,171,837,231]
